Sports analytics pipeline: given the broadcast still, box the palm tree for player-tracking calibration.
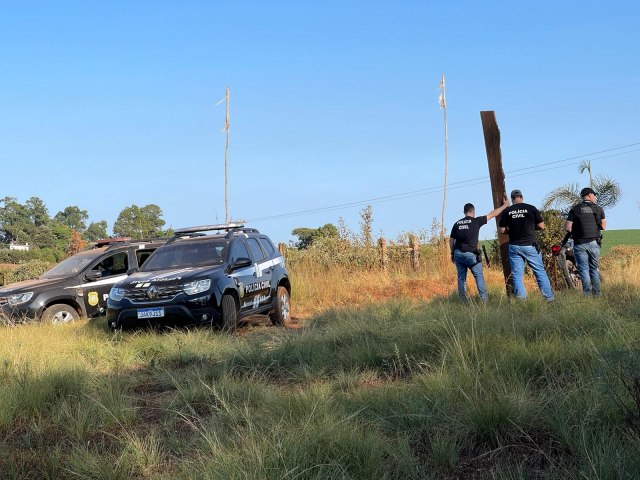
[578,159,593,185]
[543,161,622,211]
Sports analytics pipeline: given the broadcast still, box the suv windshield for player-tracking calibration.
[40,249,106,278]
[141,239,226,271]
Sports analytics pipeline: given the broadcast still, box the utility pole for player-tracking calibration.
[480,111,513,296]
[224,87,230,224]
[439,74,449,239]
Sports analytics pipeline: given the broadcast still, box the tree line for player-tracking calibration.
[0,196,169,261]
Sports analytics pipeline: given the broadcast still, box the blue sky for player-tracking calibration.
[1,1,638,243]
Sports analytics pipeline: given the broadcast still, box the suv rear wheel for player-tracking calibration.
[270,286,290,326]
[221,294,238,333]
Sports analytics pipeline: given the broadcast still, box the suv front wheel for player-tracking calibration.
[221,294,238,333]
[43,304,79,324]
[270,286,290,326]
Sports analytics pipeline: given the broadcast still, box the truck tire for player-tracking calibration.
[43,304,79,324]
[270,286,290,326]
[221,294,238,333]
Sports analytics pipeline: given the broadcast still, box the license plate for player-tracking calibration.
[137,307,164,319]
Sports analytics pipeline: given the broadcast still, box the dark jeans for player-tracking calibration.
[508,244,554,301]
[573,240,601,295]
[454,250,488,302]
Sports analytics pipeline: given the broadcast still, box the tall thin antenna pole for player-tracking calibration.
[224,87,230,224]
[439,74,449,239]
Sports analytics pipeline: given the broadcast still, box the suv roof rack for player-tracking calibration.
[224,227,260,239]
[170,222,260,243]
[93,237,131,248]
[174,222,247,235]
[90,237,168,250]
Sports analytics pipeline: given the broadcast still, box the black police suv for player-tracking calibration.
[0,238,166,324]
[106,223,291,332]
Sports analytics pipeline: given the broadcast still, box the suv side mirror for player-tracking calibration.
[226,257,252,273]
[84,270,102,282]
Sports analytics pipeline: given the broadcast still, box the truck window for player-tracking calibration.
[259,237,276,256]
[136,249,154,267]
[246,238,265,262]
[93,252,128,277]
[228,240,251,264]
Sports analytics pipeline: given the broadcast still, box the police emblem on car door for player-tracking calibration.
[83,251,129,317]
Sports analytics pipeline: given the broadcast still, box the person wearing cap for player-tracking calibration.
[498,189,554,301]
[449,197,509,303]
[565,187,606,295]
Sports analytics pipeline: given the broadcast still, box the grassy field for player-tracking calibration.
[1,245,640,479]
[599,229,640,256]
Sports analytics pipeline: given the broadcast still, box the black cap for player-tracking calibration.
[580,187,596,197]
[510,189,523,198]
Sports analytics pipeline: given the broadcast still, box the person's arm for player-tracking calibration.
[565,206,576,234]
[534,207,544,230]
[449,237,455,263]
[560,230,572,248]
[486,196,510,221]
[565,220,573,233]
[600,209,607,230]
[498,207,508,234]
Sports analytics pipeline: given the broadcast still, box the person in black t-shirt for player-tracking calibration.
[565,187,606,295]
[449,197,508,303]
[498,189,554,301]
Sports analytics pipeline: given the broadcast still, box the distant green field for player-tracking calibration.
[480,229,640,256]
[599,229,640,255]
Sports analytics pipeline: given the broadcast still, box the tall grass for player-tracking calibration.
[1,247,640,478]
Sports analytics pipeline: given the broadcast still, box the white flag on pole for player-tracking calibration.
[438,74,446,109]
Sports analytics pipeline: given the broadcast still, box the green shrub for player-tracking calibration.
[5,260,52,283]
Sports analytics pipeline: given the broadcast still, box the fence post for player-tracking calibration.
[378,238,388,270]
[278,243,287,258]
[409,235,420,271]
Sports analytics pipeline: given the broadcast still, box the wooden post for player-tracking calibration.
[480,111,513,296]
[278,242,287,258]
[409,234,420,271]
[378,238,388,270]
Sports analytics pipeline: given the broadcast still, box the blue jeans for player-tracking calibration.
[508,244,554,301]
[454,250,488,302]
[573,241,601,295]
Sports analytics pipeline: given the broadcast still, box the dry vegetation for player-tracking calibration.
[2,244,640,479]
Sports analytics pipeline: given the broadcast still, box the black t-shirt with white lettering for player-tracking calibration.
[450,215,487,251]
[498,203,542,246]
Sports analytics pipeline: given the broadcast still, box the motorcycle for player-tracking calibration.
[551,240,580,289]
[551,237,603,290]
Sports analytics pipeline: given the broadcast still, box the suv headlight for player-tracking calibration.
[183,279,211,295]
[109,288,125,301]
[8,292,34,306]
